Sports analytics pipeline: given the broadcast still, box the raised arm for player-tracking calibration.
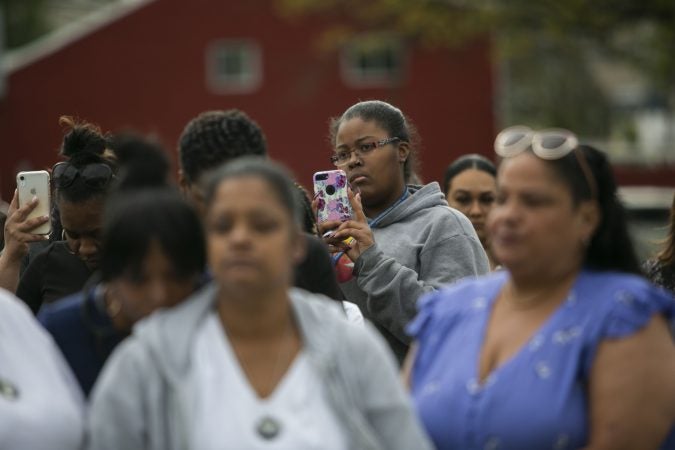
[0,190,49,292]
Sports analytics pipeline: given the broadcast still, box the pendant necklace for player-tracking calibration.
[233,317,294,441]
[0,376,19,400]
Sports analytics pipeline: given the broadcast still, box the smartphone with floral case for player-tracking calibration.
[313,169,354,225]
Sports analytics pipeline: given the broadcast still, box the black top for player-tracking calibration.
[294,233,343,301]
[16,241,93,314]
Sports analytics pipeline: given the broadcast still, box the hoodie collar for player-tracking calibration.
[134,283,342,383]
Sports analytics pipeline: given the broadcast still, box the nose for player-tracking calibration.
[346,150,362,168]
[230,222,253,247]
[146,279,167,309]
[468,199,484,217]
[78,237,99,260]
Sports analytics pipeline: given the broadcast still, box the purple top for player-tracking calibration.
[408,269,675,450]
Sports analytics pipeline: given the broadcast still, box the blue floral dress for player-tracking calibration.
[408,269,675,450]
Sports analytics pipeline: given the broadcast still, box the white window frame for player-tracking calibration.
[206,39,262,94]
[340,35,406,88]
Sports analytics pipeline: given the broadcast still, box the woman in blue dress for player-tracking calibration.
[406,126,675,449]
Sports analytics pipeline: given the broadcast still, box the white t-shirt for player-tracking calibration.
[342,301,364,326]
[189,312,349,450]
[0,289,84,450]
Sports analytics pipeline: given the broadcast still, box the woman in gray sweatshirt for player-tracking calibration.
[319,100,490,363]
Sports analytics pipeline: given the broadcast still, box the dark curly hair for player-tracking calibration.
[178,110,267,183]
[55,116,117,203]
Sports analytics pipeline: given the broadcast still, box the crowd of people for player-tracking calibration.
[0,102,674,449]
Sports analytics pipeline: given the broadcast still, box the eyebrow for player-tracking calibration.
[336,136,376,149]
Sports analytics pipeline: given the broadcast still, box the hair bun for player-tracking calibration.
[59,116,109,158]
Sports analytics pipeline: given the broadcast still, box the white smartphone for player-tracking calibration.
[16,170,52,235]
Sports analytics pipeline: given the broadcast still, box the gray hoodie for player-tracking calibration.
[340,182,489,362]
[87,284,432,450]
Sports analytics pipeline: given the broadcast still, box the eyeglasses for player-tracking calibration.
[331,137,401,166]
[494,126,597,199]
[52,162,115,190]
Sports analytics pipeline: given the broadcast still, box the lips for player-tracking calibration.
[349,173,368,185]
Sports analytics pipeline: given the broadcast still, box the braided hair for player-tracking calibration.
[178,110,267,183]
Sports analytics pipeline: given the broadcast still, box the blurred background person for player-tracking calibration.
[406,127,675,449]
[643,193,675,294]
[38,134,205,396]
[444,154,499,269]
[178,109,343,301]
[320,100,489,363]
[0,288,84,449]
[87,158,431,450]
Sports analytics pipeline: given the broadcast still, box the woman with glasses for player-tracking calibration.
[87,158,431,449]
[443,154,499,270]
[405,127,675,449]
[16,116,117,313]
[318,100,489,363]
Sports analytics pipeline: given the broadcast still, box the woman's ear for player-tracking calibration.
[398,142,410,164]
[579,200,601,243]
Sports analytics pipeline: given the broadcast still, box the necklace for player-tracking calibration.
[502,276,574,312]
[227,315,295,441]
[0,376,19,400]
[256,320,295,440]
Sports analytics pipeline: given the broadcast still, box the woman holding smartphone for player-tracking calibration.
[318,100,489,363]
[16,117,117,313]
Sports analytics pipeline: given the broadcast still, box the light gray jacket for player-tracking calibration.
[340,182,490,362]
[87,284,432,450]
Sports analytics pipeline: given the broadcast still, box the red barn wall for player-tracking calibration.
[0,0,491,199]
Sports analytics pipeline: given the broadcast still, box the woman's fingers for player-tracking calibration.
[10,195,40,223]
[348,188,367,223]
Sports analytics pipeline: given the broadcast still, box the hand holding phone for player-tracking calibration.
[16,170,52,236]
[313,169,354,226]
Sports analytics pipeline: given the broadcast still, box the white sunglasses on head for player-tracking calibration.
[494,126,579,160]
[494,125,597,199]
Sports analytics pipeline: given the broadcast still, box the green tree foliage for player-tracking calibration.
[277,0,675,133]
[1,0,49,49]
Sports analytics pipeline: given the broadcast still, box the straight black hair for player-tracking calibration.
[100,188,206,282]
[443,153,497,194]
[545,145,641,274]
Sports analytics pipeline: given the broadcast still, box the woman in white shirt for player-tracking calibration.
[0,288,84,450]
[87,158,431,450]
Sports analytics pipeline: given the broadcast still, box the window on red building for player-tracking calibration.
[340,35,406,88]
[206,40,262,94]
